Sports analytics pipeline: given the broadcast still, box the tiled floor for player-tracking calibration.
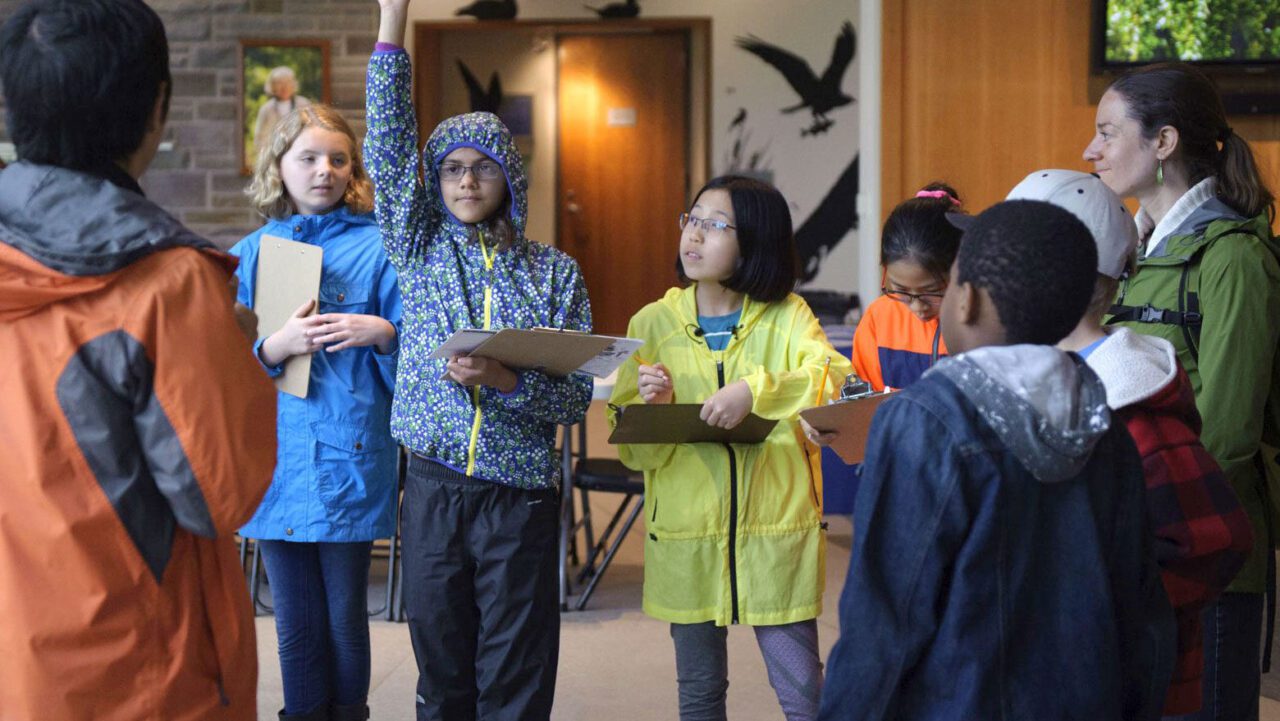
[254,512,848,720]
[252,404,1280,719]
[253,512,1280,720]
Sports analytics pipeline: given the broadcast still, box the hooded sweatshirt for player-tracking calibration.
[0,162,277,720]
[365,49,592,489]
[1086,327,1251,714]
[819,344,1174,721]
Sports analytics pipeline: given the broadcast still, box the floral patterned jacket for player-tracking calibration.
[365,49,592,489]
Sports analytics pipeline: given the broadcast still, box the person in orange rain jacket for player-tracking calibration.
[850,183,966,392]
[0,1,277,719]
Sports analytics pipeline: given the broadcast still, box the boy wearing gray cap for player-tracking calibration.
[1014,169,1252,718]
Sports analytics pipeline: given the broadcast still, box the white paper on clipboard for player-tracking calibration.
[428,329,498,359]
[255,235,323,398]
[576,336,644,378]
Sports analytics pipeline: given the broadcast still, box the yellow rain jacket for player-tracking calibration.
[610,285,852,626]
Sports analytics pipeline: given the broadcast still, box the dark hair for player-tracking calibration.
[956,200,1097,345]
[0,0,171,171]
[475,195,516,251]
[881,182,965,281]
[676,175,798,303]
[1110,63,1274,222]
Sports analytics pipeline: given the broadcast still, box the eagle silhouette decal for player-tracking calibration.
[736,21,855,137]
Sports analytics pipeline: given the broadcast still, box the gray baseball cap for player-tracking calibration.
[947,170,1138,279]
[1006,170,1138,279]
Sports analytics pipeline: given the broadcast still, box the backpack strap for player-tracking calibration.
[1106,266,1203,367]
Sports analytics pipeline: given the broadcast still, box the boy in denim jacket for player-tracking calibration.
[819,200,1175,721]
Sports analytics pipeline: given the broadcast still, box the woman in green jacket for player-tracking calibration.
[1084,62,1279,721]
[611,176,851,721]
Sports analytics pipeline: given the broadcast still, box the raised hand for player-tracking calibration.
[376,0,410,46]
[700,380,753,429]
[637,362,674,404]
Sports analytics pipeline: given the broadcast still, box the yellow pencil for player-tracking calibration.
[814,356,832,405]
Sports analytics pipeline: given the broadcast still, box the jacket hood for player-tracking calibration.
[423,112,528,239]
[1085,327,1179,410]
[1158,197,1280,262]
[931,344,1112,483]
[261,205,377,235]
[0,161,214,275]
[0,161,224,320]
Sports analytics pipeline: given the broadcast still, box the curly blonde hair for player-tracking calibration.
[247,104,374,220]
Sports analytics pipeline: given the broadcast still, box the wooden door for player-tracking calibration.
[557,32,689,336]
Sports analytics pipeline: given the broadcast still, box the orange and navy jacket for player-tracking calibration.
[851,294,947,392]
[0,162,277,721]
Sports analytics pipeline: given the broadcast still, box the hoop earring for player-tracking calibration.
[1156,159,1164,186]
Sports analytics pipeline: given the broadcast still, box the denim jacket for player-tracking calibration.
[820,345,1174,721]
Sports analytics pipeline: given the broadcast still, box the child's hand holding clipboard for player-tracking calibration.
[798,387,895,465]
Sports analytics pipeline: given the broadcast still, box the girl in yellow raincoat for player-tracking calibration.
[610,175,852,721]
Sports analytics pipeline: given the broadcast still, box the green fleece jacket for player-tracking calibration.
[1110,201,1280,593]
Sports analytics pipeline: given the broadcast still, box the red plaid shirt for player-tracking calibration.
[1117,366,1253,715]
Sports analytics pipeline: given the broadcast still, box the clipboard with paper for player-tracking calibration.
[430,327,643,379]
[798,390,895,465]
[608,403,778,445]
[254,235,323,399]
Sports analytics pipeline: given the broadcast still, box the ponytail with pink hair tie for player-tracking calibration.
[915,189,961,207]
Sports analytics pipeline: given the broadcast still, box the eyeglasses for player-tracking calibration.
[679,213,736,234]
[438,160,503,182]
[881,287,945,307]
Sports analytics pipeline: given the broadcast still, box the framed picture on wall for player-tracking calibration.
[238,39,331,175]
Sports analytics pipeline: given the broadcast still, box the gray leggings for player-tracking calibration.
[670,620,823,721]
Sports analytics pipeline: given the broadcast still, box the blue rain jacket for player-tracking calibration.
[231,208,403,541]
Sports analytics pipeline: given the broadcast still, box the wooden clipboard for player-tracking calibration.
[254,235,323,399]
[798,392,895,464]
[431,327,642,378]
[608,404,778,445]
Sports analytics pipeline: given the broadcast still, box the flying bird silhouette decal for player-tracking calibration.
[795,153,858,281]
[457,60,503,114]
[735,21,855,137]
[455,0,517,20]
[586,0,639,18]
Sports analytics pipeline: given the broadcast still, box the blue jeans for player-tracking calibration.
[258,540,373,715]
[1194,592,1263,721]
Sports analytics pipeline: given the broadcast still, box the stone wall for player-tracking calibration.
[0,0,380,247]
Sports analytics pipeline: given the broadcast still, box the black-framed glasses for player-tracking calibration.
[439,160,503,182]
[881,287,945,307]
[679,213,736,234]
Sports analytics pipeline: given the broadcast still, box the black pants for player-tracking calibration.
[1192,592,1263,721]
[402,457,561,721]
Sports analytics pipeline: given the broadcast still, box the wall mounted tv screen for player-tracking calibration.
[1096,0,1280,69]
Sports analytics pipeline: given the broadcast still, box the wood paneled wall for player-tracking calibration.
[881,0,1280,230]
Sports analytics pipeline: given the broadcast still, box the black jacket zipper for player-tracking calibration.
[717,359,740,624]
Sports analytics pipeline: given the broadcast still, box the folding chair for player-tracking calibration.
[241,537,272,615]
[565,422,644,611]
